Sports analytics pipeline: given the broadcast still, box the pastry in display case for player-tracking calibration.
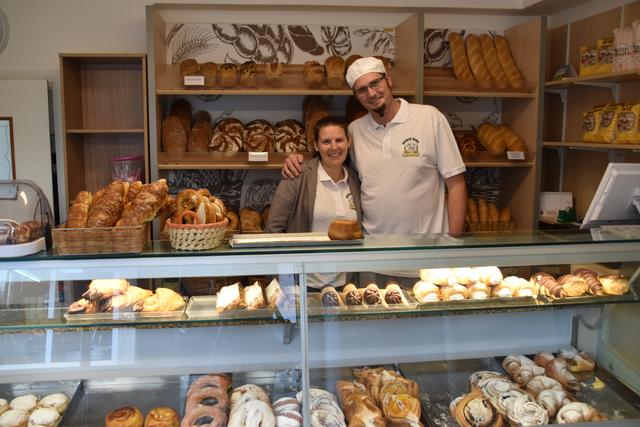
[0,180,53,257]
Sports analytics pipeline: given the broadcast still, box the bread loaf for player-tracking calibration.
[265,62,283,86]
[209,117,244,152]
[479,34,509,90]
[199,62,217,87]
[448,32,474,81]
[477,123,526,154]
[161,116,188,152]
[180,58,199,78]
[244,119,274,152]
[219,63,238,88]
[188,120,212,152]
[465,34,491,82]
[240,207,262,232]
[274,119,307,152]
[328,219,362,240]
[303,60,325,88]
[325,55,345,88]
[494,35,525,89]
[239,61,257,87]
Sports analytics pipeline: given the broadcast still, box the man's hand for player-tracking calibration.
[445,173,467,237]
[282,153,304,179]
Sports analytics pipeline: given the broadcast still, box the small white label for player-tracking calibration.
[507,151,525,160]
[248,152,268,162]
[184,75,205,86]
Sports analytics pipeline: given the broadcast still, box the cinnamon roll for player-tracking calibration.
[556,402,606,423]
[469,371,509,390]
[545,358,581,392]
[557,274,588,297]
[556,348,596,372]
[412,280,440,302]
[512,364,545,386]
[533,351,555,369]
[507,397,548,426]
[599,275,629,295]
[525,376,564,397]
[536,389,570,418]
[491,389,531,417]
[501,354,536,376]
[477,377,515,400]
[105,406,143,427]
[530,272,566,299]
[573,268,605,295]
[454,391,504,427]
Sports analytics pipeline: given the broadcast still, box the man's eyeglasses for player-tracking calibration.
[353,74,386,97]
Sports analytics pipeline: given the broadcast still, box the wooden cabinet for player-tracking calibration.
[542,1,640,221]
[59,54,148,207]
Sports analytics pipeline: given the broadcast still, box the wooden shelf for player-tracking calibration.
[158,152,314,170]
[424,89,535,98]
[462,152,535,168]
[155,64,416,97]
[66,128,145,134]
[543,141,640,150]
[423,68,536,98]
[545,68,640,88]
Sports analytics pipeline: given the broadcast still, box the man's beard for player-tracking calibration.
[373,101,386,117]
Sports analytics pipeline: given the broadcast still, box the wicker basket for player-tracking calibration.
[166,217,228,250]
[53,223,148,255]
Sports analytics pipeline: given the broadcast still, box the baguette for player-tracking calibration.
[448,32,474,81]
[479,34,509,90]
[465,34,491,82]
[494,35,525,89]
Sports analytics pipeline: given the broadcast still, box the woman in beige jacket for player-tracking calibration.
[265,116,362,235]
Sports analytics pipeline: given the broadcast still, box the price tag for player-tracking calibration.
[183,75,205,86]
[248,152,268,162]
[507,151,525,160]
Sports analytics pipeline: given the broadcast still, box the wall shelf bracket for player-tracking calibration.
[545,88,567,103]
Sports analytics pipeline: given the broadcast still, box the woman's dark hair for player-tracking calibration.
[313,115,348,143]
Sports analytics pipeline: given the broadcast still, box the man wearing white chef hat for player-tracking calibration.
[284,56,467,237]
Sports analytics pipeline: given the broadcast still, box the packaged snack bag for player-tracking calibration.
[613,26,634,71]
[596,37,614,74]
[579,46,598,75]
[616,102,640,144]
[582,105,604,142]
[596,104,622,143]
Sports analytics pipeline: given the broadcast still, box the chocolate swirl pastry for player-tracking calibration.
[556,402,606,423]
[573,268,605,296]
[385,289,403,304]
[363,284,381,305]
[491,389,530,417]
[322,289,340,307]
[345,290,362,306]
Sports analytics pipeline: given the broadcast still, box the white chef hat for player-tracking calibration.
[345,57,386,88]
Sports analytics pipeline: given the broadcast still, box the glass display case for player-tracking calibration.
[0,230,639,426]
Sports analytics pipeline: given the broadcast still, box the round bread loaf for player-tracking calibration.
[244,119,274,152]
[328,219,362,240]
[239,61,257,87]
[188,120,212,152]
[219,63,239,88]
[209,117,244,152]
[180,58,199,77]
[161,116,188,152]
[274,119,307,152]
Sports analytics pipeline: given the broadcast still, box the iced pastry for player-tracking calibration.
[0,409,29,427]
[384,283,406,305]
[37,394,68,414]
[9,396,37,413]
[27,408,60,427]
[244,281,266,310]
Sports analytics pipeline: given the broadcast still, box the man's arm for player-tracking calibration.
[445,173,467,236]
[282,153,305,179]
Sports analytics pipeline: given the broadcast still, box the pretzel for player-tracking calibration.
[177,210,201,225]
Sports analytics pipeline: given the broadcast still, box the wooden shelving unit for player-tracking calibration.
[542,1,640,219]
[158,152,314,170]
[60,54,148,207]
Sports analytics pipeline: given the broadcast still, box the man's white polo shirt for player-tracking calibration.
[349,98,465,234]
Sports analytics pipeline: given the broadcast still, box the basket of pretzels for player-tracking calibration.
[165,188,228,250]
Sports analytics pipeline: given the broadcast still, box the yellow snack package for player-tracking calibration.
[582,105,604,142]
[596,104,621,143]
[579,46,598,76]
[596,38,614,74]
[616,102,640,144]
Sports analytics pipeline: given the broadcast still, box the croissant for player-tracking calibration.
[87,181,128,227]
[479,34,509,89]
[133,287,185,312]
[525,376,564,397]
[465,34,491,81]
[82,278,130,301]
[125,181,143,204]
[100,286,152,312]
[536,389,570,418]
[121,179,169,226]
[545,359,581,392]
[502,354,536,376]
[556,402,606,423]
[557,274,588,297]
[556,348,595,372]
[530,272,566,299]
[66,191,92,228]
[381,393,423,427]
[573,268,605,296]
[493,35,525,90]
[453,390,504,427]
[448,32,474,81]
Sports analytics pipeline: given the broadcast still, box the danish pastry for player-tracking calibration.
[556,402,606,423]
[599,274,629,295]
[0,409,28,427]
[105,406,143,427]
[144,407,179,427]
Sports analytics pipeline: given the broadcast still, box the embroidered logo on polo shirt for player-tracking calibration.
[401,137,420,156]
[346,192,356,210]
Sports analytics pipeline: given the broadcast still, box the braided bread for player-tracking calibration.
[448,32,474,81]
[530,272,566,299]
[494,35,525,89]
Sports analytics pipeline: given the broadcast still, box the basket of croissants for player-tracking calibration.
[165,188,228,250]
[53,179,169,255]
